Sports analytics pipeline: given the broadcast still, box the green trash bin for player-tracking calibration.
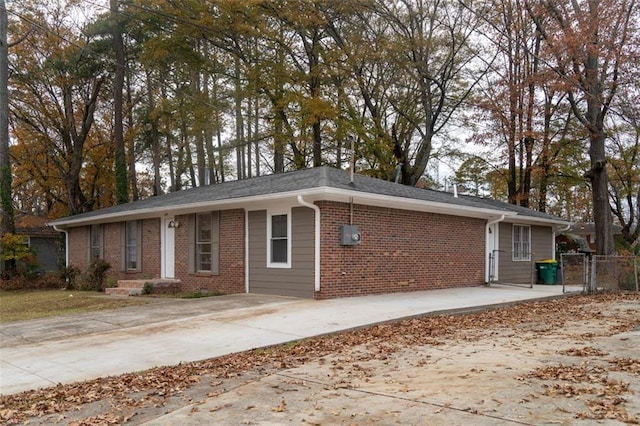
[536,260,558,285]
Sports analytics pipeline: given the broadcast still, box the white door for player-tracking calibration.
[162,217,176,279]
[486,223,498,283]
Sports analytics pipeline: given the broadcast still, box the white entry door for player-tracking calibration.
[162,217,176,278]
[486,223,499,283]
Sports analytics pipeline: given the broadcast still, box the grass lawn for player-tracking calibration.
[0,290,151,323]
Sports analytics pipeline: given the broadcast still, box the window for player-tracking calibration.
[268,212,290,267]
[513,225,531,261]
[196,213,212,272]
[90,224,103,260]
[125,221,138,270]
[188,212,219,275]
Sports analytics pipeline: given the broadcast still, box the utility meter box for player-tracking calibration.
[340,225,362,246]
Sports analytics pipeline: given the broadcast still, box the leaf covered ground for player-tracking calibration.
[1,292,639,425]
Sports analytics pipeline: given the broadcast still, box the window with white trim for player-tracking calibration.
[512,224,531,261]
[196,213,213,272]
[125,221,138,270]
[90,224,103,260]
[268,211,290,267]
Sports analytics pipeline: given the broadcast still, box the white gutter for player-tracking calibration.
[297,195,321,292]
[49,186,517,227]
[487,215,506,227]
[51,224,69,267]
[244,209,249,293]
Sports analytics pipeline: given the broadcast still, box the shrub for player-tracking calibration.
[59,266,80,290]
[79,259,112,291]
[0,271,65,291]
[141,282,153,295]
[0,233,36,279]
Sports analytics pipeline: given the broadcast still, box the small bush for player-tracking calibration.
[59,266,80,290]
[141,282,153,295]
[79,259,112,291]
[0,271,65,291]
[105,277,117,289]
[0,233,35,278]
[180,289,221,299]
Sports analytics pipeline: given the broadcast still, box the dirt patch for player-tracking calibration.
[2,293,639,425]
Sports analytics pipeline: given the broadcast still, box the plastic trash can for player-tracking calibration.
[535,259,558,285]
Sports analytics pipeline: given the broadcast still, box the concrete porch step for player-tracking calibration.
[105,279,182,296]
[105,287,142,296]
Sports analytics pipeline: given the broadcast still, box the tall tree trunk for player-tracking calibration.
[246,95,252,178]
[0,0,13,275]
[254,93,260,176]
[203,70,216,185]
[191,69,206,187]
[125,69,138,200]
[234,57,244,179]
[111,0,128,204]
[146,71,162,196]
[0,0,13,236]
[581,4,615,255]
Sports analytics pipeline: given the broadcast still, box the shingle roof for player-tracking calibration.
[49,166,567,225]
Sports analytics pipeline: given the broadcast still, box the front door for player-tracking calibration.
[162,217,176,278]
[486,223,498,283]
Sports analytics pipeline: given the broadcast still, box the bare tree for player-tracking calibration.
[530,0,637,254]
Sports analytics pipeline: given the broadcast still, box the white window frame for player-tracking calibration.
[196,212,213,272]
[267,209,291,268]
[90,224,103,260]
[125,220,138,271]
[512,224,531,261]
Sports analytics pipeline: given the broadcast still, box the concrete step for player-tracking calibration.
[115,280,148,289]
[105,287,142,296]
[107,279,182,296]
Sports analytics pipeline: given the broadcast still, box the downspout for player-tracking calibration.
[52,224,69,268]
[244,209,249,293]
[297,195,320,292]
[485,215,505,283]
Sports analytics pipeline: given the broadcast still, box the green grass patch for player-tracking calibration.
[0,290,151,323]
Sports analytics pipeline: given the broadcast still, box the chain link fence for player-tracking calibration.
[559,254,639,294]
[588,255,639,293]
[559,253,589,293]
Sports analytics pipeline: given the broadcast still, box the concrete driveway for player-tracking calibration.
[0,285,575,396]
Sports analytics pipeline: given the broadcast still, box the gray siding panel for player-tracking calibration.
[498,223,553,284]
[248,207,315,298]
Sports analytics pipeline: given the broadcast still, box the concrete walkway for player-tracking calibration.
[0,284,578,396]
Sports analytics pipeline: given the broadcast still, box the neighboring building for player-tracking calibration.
[15,214,61,272]
[49,167,570,299]
[558,222,623,252]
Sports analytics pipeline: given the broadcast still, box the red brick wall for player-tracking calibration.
[175,209,245,294]
[67,226,88,269]
[316,201,486,299]
[68,219,161,281]
[66,211,244,294]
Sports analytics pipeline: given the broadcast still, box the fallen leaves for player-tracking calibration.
[1,292,638,425]
[272,398,286,412]
[609,357,640,375]
[558,346,609,357]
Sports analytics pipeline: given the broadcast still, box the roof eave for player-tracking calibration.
[49,186,565,228]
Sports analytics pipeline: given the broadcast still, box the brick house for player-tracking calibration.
[49,166,570,298]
